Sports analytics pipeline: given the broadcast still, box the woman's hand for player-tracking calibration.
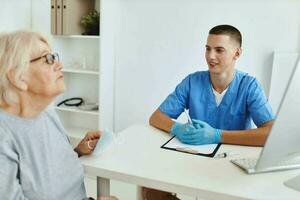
[74,131,101,157]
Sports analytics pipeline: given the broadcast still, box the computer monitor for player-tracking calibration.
[256,55,300,172]
[231,55,300,177]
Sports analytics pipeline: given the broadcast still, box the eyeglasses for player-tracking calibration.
[30,53,60,65]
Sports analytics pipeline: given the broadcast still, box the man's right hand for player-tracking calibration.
[171,120,222,145]
[170,122,197,141]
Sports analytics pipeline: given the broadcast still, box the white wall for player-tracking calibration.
[31,0,51,34]
[3,1,299,199]
[269,52,299,114]
[0,0,31,31]
[114,0,300,131]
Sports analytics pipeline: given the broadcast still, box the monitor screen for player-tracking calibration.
[256,55,300,171]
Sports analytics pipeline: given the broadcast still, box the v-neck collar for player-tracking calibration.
[206,70,238,108]
[212,86,228,96]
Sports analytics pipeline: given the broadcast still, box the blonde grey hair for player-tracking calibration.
[0,30,49,106]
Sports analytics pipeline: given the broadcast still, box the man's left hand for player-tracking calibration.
[179,119,222,145]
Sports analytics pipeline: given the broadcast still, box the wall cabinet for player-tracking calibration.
[51,0,95,35]
[50,0,104,144]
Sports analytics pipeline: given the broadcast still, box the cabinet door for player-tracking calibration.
[62,0,95,35]
[51,0,57,34]
[56,0,63,35]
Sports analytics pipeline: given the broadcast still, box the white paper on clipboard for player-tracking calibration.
[163,136,218,154]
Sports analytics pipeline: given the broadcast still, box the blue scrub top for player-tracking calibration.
[159,70,275,130]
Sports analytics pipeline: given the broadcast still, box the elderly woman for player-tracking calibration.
[0,31,117,200]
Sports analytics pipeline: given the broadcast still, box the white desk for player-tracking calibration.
[80,124,300,199]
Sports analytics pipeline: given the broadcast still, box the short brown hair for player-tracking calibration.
[209,25,242,47]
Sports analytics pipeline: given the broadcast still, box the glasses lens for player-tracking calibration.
[53,53,59,62]
[46,53,59,64]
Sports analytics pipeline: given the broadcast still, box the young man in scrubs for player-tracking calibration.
[149,24,275,147]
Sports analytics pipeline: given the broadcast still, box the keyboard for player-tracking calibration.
[231,158,258,173]
[231,157,300,174]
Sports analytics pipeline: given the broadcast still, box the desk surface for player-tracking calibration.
[81,124,300,199]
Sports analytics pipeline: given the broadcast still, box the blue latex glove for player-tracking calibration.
[170,122,197,142]
[179,119,222,145]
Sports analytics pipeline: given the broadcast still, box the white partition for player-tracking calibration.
[269,52,299,114]
[114,0,300,132]
[0,0,31,31]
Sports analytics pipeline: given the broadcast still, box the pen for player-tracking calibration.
[215,152,238,159]
[184,109,193,124]
[215,152,228,158]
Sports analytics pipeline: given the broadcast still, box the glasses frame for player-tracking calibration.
[30,53,60,65]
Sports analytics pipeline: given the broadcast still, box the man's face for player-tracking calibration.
[205,34,241,75]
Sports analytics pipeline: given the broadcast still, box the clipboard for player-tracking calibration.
[161,136,221,157]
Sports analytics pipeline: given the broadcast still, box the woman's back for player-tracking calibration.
[0,109,86,200]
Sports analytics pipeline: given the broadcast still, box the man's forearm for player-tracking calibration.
[149,109,175,133]
[222,121,274,146]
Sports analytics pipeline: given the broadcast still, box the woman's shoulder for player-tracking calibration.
[0,120,13,147]
[0,110,13,139]
[45,107,61,122]
[45,107,68,136]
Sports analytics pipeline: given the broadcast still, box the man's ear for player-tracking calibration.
[7,70,28,91]
[233,47,242,60]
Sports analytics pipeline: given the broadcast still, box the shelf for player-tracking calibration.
[53,35,100,39]
[55,106,99,116]
[62,68,99,75]
[64,126,88,139]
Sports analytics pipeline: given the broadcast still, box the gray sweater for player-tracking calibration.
[0,109,87,200]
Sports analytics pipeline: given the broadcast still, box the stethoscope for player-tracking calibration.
[57,97,84,107]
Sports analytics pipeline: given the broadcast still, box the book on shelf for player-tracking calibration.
[51,0,57,34]
[57,0,63,34]
[51,0,95,35]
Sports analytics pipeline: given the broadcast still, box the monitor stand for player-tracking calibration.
[284,174,300,192]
